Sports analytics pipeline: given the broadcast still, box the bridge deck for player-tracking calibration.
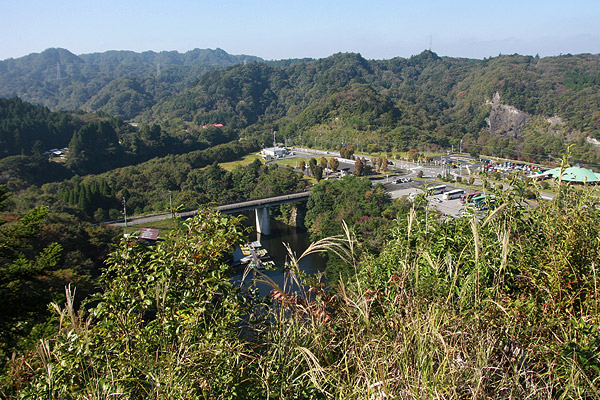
[109,191,311,227]
[217,191,311,213]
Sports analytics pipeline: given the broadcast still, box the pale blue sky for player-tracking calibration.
[2,0,599,60]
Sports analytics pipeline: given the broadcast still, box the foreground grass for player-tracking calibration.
[7,179,600,399]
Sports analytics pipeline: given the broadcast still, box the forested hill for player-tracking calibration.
[144,51,600,162]
[0,97,246,188]
[0,48,262,119]
[3,48,600,162]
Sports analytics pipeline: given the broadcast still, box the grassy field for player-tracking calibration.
[122,217,178,236]
[216,152,263,171]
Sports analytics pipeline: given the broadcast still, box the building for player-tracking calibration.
[261,147,285,159]
[543,166,600,184]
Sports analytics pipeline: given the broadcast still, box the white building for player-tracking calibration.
[261,147,285,159]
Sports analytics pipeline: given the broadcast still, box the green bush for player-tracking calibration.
[14,184,600,398]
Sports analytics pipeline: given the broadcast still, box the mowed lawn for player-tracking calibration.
[122,217,178,236]
[217,153,263,171]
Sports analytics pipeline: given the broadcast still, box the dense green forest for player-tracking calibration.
[0,48,262,120]
[3,49,600,165]
[0,97,249,188]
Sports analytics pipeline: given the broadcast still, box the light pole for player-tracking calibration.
[122,197,127,226]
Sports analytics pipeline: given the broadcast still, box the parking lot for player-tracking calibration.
[384,180,480,218]
[278,148,485,218]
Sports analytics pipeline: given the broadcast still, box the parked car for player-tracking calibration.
[395,177,412,184]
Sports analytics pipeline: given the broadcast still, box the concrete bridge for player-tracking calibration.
[217,191,311,235]
[112,191,312,235]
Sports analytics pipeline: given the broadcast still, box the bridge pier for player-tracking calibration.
[255,206,270,235]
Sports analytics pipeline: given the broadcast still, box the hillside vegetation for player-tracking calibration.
[0,48,262,120]
[2,49,600,164]
[0,97,251,189]
[4,178,599,399]
[146,51,600,163]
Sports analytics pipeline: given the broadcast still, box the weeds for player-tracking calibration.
[10,181,600,398]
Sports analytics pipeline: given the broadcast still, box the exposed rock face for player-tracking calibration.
[486,92,530,138]
[546,115,564,127]
[585,136,600,149]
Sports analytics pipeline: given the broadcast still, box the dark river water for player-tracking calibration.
[231,212,327,296]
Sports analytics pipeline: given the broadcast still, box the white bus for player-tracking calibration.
[427,185,447,195]
[443,189,465,200]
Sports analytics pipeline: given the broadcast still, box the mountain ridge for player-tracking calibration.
[2,48,600,163]
[0,47,263,118]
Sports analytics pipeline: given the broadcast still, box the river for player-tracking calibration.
[231,213,327,296]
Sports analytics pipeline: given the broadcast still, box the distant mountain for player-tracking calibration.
[143,51,600,163]
[0,48,263,119]
[3,48,600,164]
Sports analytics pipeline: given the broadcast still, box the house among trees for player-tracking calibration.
[43,148,68,158]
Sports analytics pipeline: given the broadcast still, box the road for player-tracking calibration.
[110,149,555,227]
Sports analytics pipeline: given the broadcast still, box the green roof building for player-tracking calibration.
[545,166,600,184]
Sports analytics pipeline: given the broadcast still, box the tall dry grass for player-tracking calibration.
[250,182,600,399]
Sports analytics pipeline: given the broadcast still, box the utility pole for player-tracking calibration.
[169,191,173,218]
[122,197,127,226]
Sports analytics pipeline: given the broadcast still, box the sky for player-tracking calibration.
[2,0,599,61]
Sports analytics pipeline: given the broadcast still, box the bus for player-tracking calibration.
[426,185,447,195]
[443,189,465,200]
[460,191,482,204]
[471,194,495,210]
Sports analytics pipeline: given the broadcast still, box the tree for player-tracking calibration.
[308,158,317,177]
[355,158,364,176]
[314,165,324,182]
[0,185,63,361]
[340,145,355,160]
[329,157,339,172]
[407,149,419,162]
[21,209,250,399]
[320,157,328,170]
[370,157,378,172]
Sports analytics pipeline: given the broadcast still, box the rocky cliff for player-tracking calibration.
[486,92,530,138]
